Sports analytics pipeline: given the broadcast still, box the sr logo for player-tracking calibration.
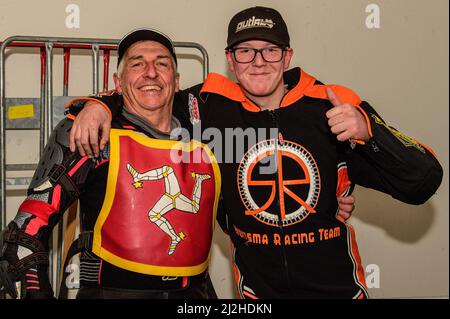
[238,138,320,227]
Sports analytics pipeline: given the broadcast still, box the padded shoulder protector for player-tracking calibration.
[29,119,73,190]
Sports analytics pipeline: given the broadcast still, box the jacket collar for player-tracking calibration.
[199,67,317,112]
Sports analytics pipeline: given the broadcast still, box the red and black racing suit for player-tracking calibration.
[0,107,217,299]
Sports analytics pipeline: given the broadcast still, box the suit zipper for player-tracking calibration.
[268,109,292,289]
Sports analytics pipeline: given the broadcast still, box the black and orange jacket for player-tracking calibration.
[69,67,443,299]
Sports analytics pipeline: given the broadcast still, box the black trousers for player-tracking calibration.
[76,276,217,299]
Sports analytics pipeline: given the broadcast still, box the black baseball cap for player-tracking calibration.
[117,28,177,66]
[226,6,290,50]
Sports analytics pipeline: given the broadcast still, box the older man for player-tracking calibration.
[0,29,221,299]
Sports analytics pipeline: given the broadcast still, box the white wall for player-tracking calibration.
[1,0,448,298]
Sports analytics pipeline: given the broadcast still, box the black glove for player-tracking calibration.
[0,228,19,298]
[0,259,18,299]
[0,223,51,299]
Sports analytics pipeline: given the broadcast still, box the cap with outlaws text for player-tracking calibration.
[226,6,290,50]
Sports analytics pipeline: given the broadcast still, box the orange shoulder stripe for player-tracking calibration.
[280,69,317,107]
[200,73,261,112]
[200,73,242,101]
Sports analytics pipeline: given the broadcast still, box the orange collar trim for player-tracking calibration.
[200,69,317,112]
[280,70,316,107]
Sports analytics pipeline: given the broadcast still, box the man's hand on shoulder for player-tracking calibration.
[69,100,111,157]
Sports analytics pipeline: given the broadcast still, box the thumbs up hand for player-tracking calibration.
[325,87,370,142]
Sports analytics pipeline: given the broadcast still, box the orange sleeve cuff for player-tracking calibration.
[354,104,373,138]
[64,97,112,119]
[349,103,374,146]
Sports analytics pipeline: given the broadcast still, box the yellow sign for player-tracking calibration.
[8,104,34,120]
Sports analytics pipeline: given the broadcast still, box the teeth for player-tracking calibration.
[141,85,161,91]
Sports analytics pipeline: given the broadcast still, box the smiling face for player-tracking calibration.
[114,40,179,118]
[226,40,293,109]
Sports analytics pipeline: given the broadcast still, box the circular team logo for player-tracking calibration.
[238,138,320,227]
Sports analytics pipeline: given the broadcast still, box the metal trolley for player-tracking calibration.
[0,35,209,297]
